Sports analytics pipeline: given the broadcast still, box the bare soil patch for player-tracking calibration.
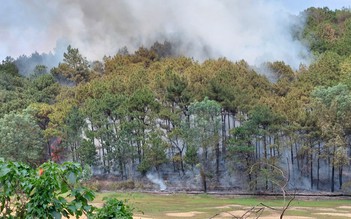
[165,211,204,217]
[218,210,248,217]
[259,215,315,219]
[314,212,351,217]
[133,216,153,219]
[214,204,243,209]
[338,205,351,209]
[292,206,338,212]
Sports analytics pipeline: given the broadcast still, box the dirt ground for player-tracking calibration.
[132,204,351,219]
[61,196,351,219]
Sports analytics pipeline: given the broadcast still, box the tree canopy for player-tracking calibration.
[2,8,351,193]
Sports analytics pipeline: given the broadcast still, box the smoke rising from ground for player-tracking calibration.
[146,173,167,191]
[1,0,310,68]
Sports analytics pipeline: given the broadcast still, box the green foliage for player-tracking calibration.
[63,106,86,163]
[140,131,168,173]
[188,97,221,157]
[78,140,97,166]
[165,71,190,111]
[311,83,351,191]
[51,45,91,85]
[91,197,133,219]
[0,58,60,118]
[0,59,30,117]
[0,159,95,218]
[137,160,152,175]
[312,83,351,122]
[4,7,351,193]
[302,7,351,56]
[0,158,32,218]
[184,145,199,167]
[0,109,44,164]
[0,160,133,218]
[26,162,95,218]
[0,57,19,77]
[302,51,342,87]
[228,126,255,156]
[28,73,60,104]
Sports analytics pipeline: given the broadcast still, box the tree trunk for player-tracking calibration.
[100,140,107,173]
[246,156,252,189]
[200,167,207,193]
[331,162,335,192]
[263,134,267,161]
[331,146,336,192]
[216,143,220,182]
[269,136,273,158]
[137,140,142,164]
[339,166,343,190]
[47,141,51,161]
[119,160,124,179]
[295,141,300,171]
[180,150,185,174]
[290,136,294,165]
[263,134,268,191]
[222,111,227,156]
[317,142,321,190]
[310,152,313,189]
[310,139,313,189]
[228,112,231,132]
[172,147,177,172]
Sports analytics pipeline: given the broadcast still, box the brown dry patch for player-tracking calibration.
[214,204,243,209]
[260,215,315,219]
[166,211,204,217]
[133,216,153,219]
[292,206,338,212]
[218,210,250,218]
[338,205,351,209]
[66,212,152,219]
[314,212,351,217]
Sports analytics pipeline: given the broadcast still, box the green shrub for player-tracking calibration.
[0,159,133,218]
[91,197,133,219]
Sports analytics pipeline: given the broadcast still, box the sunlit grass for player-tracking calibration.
[91,192,351,219]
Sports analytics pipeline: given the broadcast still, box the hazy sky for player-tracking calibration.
[0,0,350,67]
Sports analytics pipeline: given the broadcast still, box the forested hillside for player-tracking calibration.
[1,7,351,193]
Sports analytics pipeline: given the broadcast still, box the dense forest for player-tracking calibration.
[2,7,351,193]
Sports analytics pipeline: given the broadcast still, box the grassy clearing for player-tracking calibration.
[91,192,351,219]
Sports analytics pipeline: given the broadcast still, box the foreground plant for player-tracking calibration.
[91,197,133,219]
[0,159,133,218]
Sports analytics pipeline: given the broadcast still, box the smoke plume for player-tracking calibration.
[146,173,167,191]
[1,0,310,68]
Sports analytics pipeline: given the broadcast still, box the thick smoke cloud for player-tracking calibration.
[0,0,310,68]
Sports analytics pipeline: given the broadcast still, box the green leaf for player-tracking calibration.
[83,205,92,212]
[60,182,69,194]
[67,205,76,214]
[0,166,11,177]
[83,190,95,201]
[67,172,77,184]
[75,201,82,209]
[50,210,62,219]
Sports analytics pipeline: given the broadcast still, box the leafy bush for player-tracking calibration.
[0,159,133,218]
[91,197,133,219]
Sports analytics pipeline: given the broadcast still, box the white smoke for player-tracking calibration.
[1,0,311,68]
[146,172,167,191]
